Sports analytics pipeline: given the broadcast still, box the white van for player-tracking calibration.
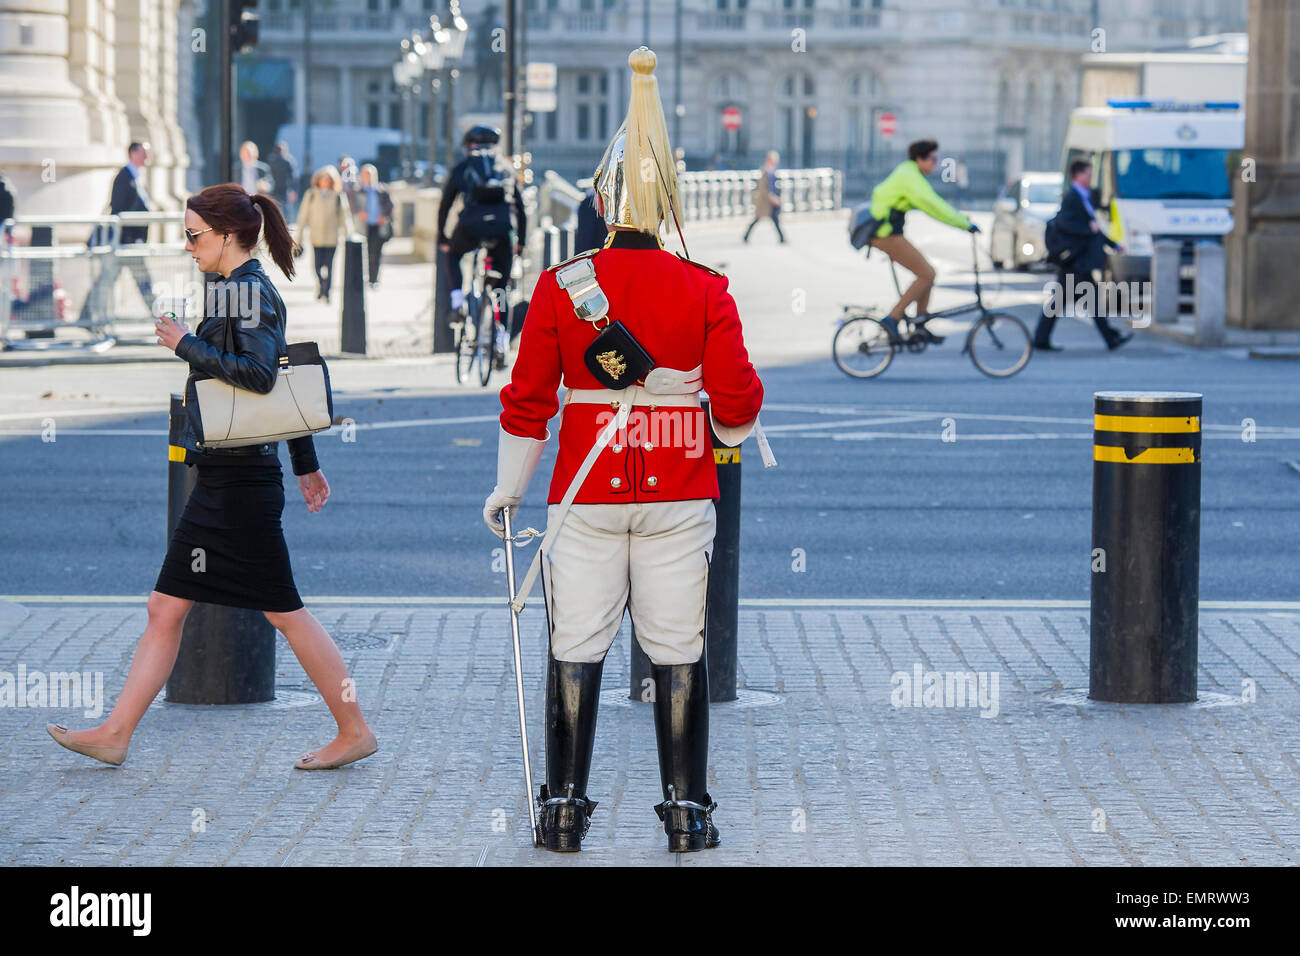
[1061,100,1243,282]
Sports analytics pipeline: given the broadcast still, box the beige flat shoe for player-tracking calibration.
[294,732,378,770]
[46,723,127,767]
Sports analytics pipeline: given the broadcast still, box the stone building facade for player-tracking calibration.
[0,0,195,219]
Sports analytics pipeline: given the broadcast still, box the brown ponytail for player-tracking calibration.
[250,193,297,279]
[186,183,298,280]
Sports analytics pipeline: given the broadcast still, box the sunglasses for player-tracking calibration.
[184,226,217,244]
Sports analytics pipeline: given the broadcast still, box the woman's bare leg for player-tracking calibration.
[266,607,373,763]
[62,591,193,749]
[874,235,937,320]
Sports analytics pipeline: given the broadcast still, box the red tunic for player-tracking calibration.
[499,244,764,505]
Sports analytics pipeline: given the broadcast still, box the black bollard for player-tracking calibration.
[340,236,366,354]
[164,394,276,705]
[27,225,54,338]
[543,226,557,270]
[432,246,457,354]
[1090,391,1202,703]
[630,398,740,703]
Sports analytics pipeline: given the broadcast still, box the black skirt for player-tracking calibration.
[154,461,304,612]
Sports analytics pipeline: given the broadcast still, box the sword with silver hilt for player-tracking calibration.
[501,507,541,847]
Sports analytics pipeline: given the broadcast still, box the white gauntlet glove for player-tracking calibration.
[483,425,548,538]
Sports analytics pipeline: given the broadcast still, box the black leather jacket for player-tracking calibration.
[173,258,319,476]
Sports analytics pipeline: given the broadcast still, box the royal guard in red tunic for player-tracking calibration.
[483,47,768,853]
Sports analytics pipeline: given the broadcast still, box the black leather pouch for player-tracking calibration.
[583,320,655,389]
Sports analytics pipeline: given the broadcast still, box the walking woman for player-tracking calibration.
[742,150,785,244]
[352,163,393,287]
[46,183,378,771]
[296,165,353,302]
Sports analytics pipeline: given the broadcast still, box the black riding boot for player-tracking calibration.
[651,656,720,852]
[537,656,603,852]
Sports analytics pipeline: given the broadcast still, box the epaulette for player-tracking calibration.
[545,247,598,273]
[675,253,725,277]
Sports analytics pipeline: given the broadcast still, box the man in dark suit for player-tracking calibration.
[110,142,154,301]
[112,142,152,244]
[1033,159,1131,351]
[81,143,154,320]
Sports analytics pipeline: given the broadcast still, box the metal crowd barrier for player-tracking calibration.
[1,212,200,351]
[677,167,842,222]
[532,167,842,271]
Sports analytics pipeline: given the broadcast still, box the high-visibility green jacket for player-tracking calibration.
[868,160,972,237]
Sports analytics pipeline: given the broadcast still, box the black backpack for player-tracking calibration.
[1043,213,1073,267]
[459,152,511,238]
[462,152,507,206]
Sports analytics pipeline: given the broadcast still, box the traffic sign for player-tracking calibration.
[722,105,742,132]
[526,61,557,113]
[877,111,898,138]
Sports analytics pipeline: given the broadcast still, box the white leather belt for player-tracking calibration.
[564,388,702,408]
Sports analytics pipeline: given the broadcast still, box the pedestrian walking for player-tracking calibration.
[353,164,393,288]
[742,150,785,244]
[79,142,155,320]
[268,141,298,218]
[1033,158,1132,352]
[338,157,359,208]
[573,181,607,255]
[0,169,14,223]
[484,46,765,854]
[238,141,272,196]
[296,165,353,302]
[47,183,377,772]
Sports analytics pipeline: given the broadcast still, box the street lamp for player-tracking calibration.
[393,34,424,180]
[437,3,470,176]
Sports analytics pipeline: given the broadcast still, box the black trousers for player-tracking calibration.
[1034,266,1122,347]
[366,225,385,284]
[742,209,785,243]
[313,246,336,298]
[447,228,513,293]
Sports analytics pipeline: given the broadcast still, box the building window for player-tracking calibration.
[530,110,558,142]
[572,70,608,143]
[710,73,749,156]
[363,75,402,131]
[844,72,880,159]
[776,71,817,166]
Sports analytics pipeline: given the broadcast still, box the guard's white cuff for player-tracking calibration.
[709,407,757,447]
[496,425,549,499]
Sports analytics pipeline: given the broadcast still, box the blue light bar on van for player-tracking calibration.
[1106,98,1240,111]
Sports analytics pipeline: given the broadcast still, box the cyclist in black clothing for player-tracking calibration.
[437,126,526,315]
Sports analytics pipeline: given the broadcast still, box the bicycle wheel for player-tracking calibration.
[967,311,1032,378]
[833,315,895,379]
[476,300,496,387]
[454,310,476,384]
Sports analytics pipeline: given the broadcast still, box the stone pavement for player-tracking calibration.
[3,598,1297,866]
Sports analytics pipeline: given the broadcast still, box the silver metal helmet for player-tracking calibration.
[592,122,636,230]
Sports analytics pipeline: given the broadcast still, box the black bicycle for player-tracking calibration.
[454,246,510,387]
[833,235,1032,379]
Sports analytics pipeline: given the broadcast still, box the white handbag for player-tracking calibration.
[190,316,334,448]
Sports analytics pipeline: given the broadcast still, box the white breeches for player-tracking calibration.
[541,498,716,665]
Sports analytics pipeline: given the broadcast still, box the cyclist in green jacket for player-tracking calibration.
[866,139,979,343]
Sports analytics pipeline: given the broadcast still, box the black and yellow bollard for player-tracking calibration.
[1090,391,1202,703]
[630,398,740,703]
[340,236,367,354]
[164,394,276,705]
